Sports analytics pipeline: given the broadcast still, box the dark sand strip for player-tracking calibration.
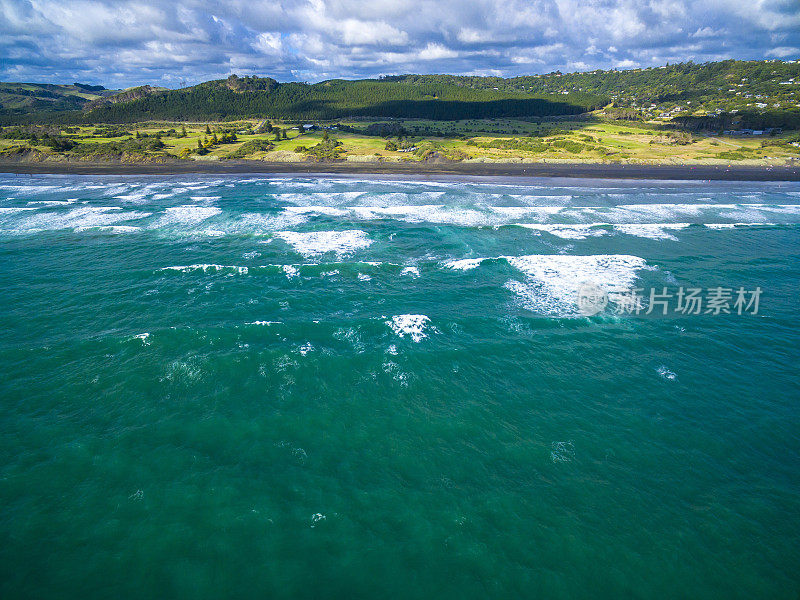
[2,159,799,181]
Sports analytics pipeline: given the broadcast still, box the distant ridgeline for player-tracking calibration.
[0,82,117,116]
[1,60,799,127]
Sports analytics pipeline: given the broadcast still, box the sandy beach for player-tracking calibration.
[2,159,799,181]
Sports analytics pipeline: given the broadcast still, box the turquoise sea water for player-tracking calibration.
[1,173,799,599]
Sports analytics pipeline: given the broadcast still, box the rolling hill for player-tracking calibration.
[1,60,798,127]
[0,82,118,115]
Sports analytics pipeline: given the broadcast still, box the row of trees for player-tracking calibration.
[673,109,800,132]
[193,131,239,155]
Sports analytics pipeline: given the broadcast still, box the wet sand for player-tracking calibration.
[2,159,799,181]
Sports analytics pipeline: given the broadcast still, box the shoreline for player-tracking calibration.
[1,159,800,182]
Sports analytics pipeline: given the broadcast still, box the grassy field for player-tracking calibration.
[1,117,798,165]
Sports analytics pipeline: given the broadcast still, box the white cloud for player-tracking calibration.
[457,28,491,44]
[614,58,639,69]
[253,32,282,54]
[692,26,718,38]
[568,60,590,70]
[0,0,798,86]
[339,19,407,45]
[417,42,458,60]
[767,46,800,58]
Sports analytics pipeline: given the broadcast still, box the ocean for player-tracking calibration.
[1,173,798,599]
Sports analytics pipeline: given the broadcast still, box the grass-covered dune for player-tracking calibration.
[2,118,798,167]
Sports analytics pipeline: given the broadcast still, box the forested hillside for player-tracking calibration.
[1,60,799,126]
[426,60,800,113]
[5,74,604,124]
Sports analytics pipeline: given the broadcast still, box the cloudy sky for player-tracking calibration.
[1,0,799,88]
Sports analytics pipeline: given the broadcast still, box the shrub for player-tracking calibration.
[303,138,344,161]
[222,138,275,159]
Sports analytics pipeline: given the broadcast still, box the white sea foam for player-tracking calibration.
[0,184,64,194]
[515,220,783,236]
[275,230,373,257]
[354,204,578,226]
[550,441,575,463]
[161,264,248,274]
[518,222,690,241]
[12,207,149,232]
[333,326,365,353]
[612,223,690,241]
[264,200,800,235]
[113,192,151,203]
[613,203,712,219]
[156,205,221,227]
[703,222,775,229]
[612,203,800,223]
[283,206,349,217]
[132,332,151,345]
[0,207,36,213]
[74,225,142,234]
[518,223,609,240]
[299,342,314,356]
[350,205,492,226]
[657,365,677,381]
[400,266,420,278]
[382,360,410,386]
[282,264,299,278]
[275,191,366,206]
[26,200,76,207]
[442,258,485,271]
[247,320,281,326]
[357,273,372,281]
[201,229,225,237]
[722,203,800,215]
[285,204,525,227]
[490,206,567,218]
[231,211,310,234]
[503,254,650,316]
[502,194,574,205]
[387,314,431,342]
